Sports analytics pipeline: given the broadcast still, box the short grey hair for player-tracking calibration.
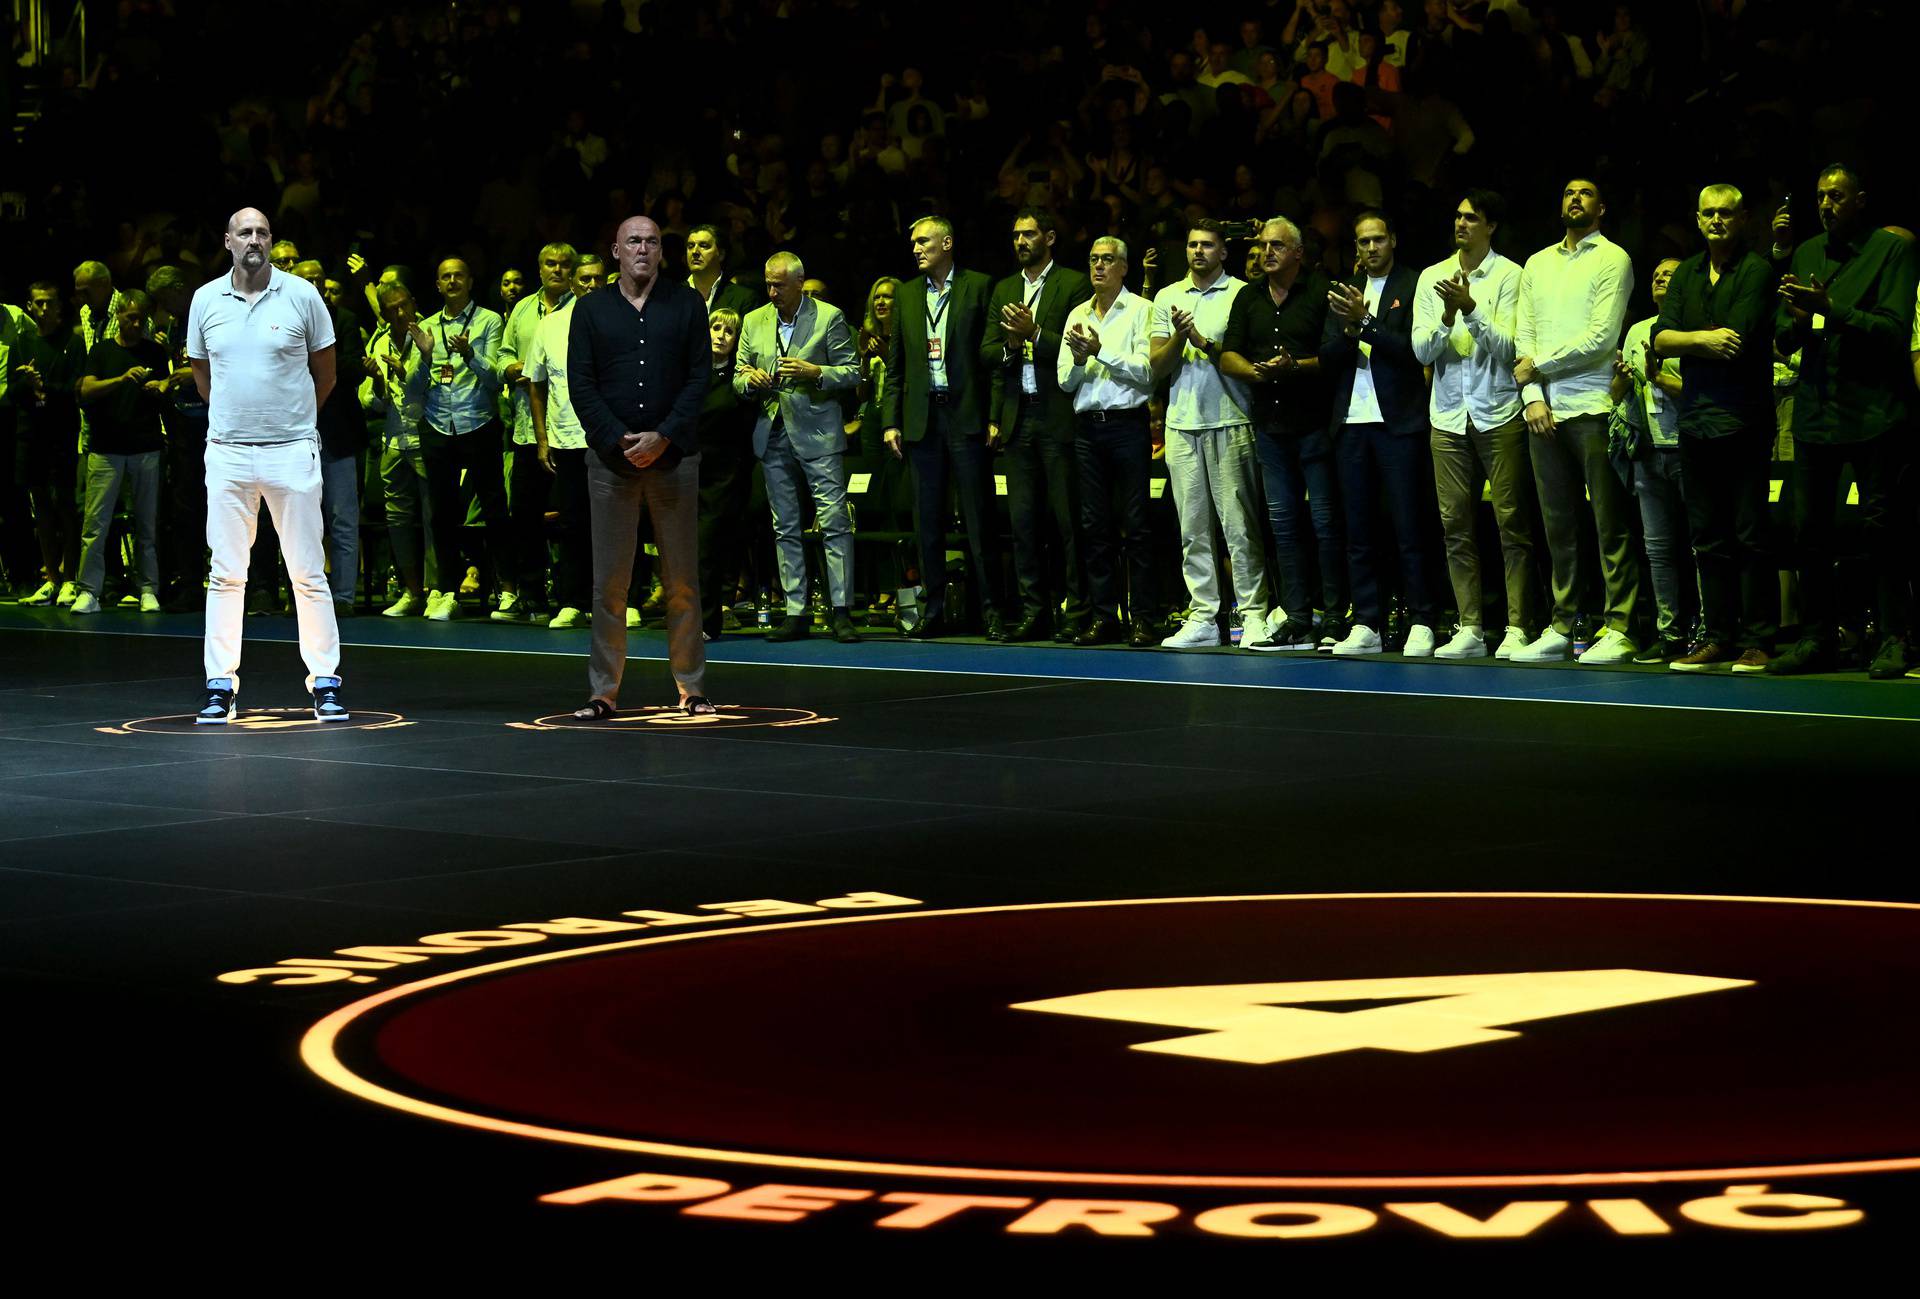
[74,260,112,285]
[1261,215,1303,246]
[910,214,954,240]
[766,250,806,278]
[1091,236,1129,262]
[1698,183,1745,210]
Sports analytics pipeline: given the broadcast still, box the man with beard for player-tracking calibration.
[1512,177,1640,664]
[567,215,713,717]
[185,208,344,722]
[1655,184,1779,674]
[983,207,1093,641]
[1412,190,1535,660]
[1321,209,1437,656]
[1769,164,1919,677]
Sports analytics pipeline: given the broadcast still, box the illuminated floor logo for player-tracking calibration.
[515,704,835,732]
[301,893,1920,1191]
[99,708,411,735]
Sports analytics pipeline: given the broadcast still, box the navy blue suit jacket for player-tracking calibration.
[1319,263,1427,437]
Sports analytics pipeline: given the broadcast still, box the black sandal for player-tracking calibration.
[571,698,617,721]
[681,695,717,717]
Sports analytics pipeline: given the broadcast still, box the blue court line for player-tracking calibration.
[4,606,1916,722]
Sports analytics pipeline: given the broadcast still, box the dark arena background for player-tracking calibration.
[6,0,1920,1279]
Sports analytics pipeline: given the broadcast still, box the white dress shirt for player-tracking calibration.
[1152,272,1250,431]
[1413,249,1522,433]
[522,296,587,450]
[1515,229,1633,419]
[1343,274,1390,424]
[1621,316,1679,448]
[1058,289,1153,413]
[1015,259,1053,396]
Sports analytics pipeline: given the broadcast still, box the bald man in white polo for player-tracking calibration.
[186,207,344,723]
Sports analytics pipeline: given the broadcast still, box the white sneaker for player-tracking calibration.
[625,605,641,630]
[1238,610,1270,651]
[1578,628,1638,664]
[1161,616,1223,649]
[1436,625,1486,660]
[1330,623,1383,656]
[1495,627,1528,660]
[548,606,585,629]
[20,580,56,606]
[1402,623,1438,658]
[425,590,456,621]
[69,590,100,614]
[490,590,529,623]
[138,590,162,613]
[383,591,425,617]
[56,580,76,607]
[1511,628,1572,662]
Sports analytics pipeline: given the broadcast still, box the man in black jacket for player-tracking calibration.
[1320,209,1438,656]
[983,208,1093,641]
[567,215,713,716]
[881,215,1004,638]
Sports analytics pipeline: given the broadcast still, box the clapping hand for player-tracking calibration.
[1434,272,1476,320]
[1000,301,1037,343]
[446,331,472,359]
[1778,274,1831,320]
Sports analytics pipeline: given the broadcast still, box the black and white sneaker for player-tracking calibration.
[197,678,237,725]
[312,675,349,722]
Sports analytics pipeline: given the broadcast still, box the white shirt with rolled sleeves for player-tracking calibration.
[498,292,572,446]
[1621,316,1679,448]
[523,298,587,451]
[1515,230,1633,419]
[1413,250,1523,433]
[1151,273,1250,431]
[1057,289,1154,413]
[186,266,335,443]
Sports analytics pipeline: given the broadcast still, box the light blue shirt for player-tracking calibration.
[420,301,504,435]
[925,266,955,391]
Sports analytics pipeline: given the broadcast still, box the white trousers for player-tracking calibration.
[1164,422,1270,621]
[204,439,340,689]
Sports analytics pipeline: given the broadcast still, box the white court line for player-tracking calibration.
[4,622,1916,725]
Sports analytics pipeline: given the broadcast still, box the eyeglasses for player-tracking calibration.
[1088,253,1123,265]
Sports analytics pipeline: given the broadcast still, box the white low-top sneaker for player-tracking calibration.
[425,591,456,621]
[69,591,100,614]
[1402,623,1438,657]
[1161,617,1223,649]
[1578,628,1639,664]
[1511,627,1572,662]
[383,591,425,617]
[138,591,162,612]
[1330,623,1383,656]
[1435,625,1486,659]
[548,606,586,629]
[1495,626,1528,660]
[20,580,56,606]
[1238,610,1269,651]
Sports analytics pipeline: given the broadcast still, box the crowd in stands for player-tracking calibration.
[1,1,1915,676]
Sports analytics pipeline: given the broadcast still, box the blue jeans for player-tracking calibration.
[320,448,359,605]
[1632,446,1693,641]
[1253,422,1346,623]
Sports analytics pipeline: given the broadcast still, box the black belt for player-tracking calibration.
[930,389,952,406]
[1079,405,1148,424]
[1020,391,1048,406]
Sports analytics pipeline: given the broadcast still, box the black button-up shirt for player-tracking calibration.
[1655,250,1774,440]
[1222,268,1332,436]
[1773,226,1919,445]
[568,278,710,472]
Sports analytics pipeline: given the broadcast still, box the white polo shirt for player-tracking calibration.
[186,267,335,443]
[523,297,587,450]
[1151,272,1250,432]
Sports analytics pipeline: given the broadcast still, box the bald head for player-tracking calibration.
[612,215,664,290]
[223,208,274,282]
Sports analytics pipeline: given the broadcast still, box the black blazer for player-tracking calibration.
[881,267,994,442]
[1318,263,1426,437]
[982,264,1093,444]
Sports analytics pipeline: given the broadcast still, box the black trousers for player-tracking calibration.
[548,447,592,612]
[508,444,552,607]
[1792,433,1917,643]
[905,398,1003,624]
[1004,404,1088,627]
[698,438,756,635]
[1074,406,1156,621]
[1680,428,1776,650]
[421,421,513,593]
[162,429,207,594]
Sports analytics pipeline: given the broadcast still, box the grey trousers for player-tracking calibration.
[1430,417,1537,632]
[77,450,161,597]
[588,452,705,703]
[762,428,853,613]
[380,443,437,594]
[1529,412,1643,637]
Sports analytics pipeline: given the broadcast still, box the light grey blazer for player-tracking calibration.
[732,296,859,461]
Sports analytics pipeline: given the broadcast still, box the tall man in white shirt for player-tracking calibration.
[185,207,344,723]
[1412,189,1537,660]
[1512,177,1642,664]
[525,255,607,631]
[1059,237,1160,647]
[494,241,576,622]
[418,258,509,621]
[1150,219,1271,648]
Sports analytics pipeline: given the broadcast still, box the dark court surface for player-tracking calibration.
[5,615,1916,1277]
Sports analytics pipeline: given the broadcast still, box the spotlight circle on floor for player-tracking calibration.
[522,704,833,731]
[103,707,408,734]
[303,893,1920,1188]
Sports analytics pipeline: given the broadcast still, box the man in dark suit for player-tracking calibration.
[881,215,1004,639]
[1320,209,1439,657]
[983,208,1094,642]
